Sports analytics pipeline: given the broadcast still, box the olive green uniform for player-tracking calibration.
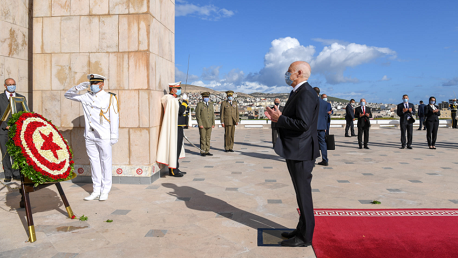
[195,101,215,153]
[220,100,239,150]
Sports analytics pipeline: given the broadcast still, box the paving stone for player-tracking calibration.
[449,200,458,204]
[426,154,434,156]
[176,197,191,202]
[52,253,79,258]
[241,148,247,149]
[337,180,350,183]
[216,212,233,219]
[387,189,403,193]
[204,166,214,168]
[323,167,333,169]
[379,154,387,156]
[441,167,452,169]
[231,172,242,175]
[226,188,238,191]
[363,158,372,161]
[358,200,374,204]
[182,161,191,163]
[383,167,393,169]
[414,158,422,160]
[145,230,167,237]
[399,162,409,164]
[111,209,131,215]
[263,167,273,169]
[267,199,282,204]
[312,189,320,192]
[345,162,354,164]
[146,185,160,189]
[236,161,244,163]
[427,173,439,175]
[193,178,205,181]
[333,154,340,156]
[408,180,423,183]
[362,173,373,176]
[265,179,276,183]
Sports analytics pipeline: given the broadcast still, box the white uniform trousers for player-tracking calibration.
[85,130,112,194]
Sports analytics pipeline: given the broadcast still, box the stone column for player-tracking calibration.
[32,0,175,184]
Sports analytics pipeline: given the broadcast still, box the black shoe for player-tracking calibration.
[364,146,370,149]
[225,150,229,152]
[4,177,11,183]
[13,175,21,180]
[417,129,422,130]
[171,172,184,177]
[281,230,297,239]
[423,128,426,130]
[201,153,206,156]
[407,146,412,149]
[318,161,328,166]
[206,153,213,156]
[400,146,405,149]
[280,236,312,247]
[228,149,234,152]
[351,134,357,137]
[358,146,362,149]
[345,135,351,137]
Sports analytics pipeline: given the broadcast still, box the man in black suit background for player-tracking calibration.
[397,94,416,149]
[0,78,26,183]
[345,99,356,137]
[266,61,319,247]
[314,87,329,166]
[270,98,284,148]
[417,100,426,130]
[354,98,372,149]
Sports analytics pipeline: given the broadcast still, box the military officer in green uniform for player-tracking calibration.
[221,90,239,152]
[450,99,457,128]
[195,92,215,156]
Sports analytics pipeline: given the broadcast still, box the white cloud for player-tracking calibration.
[381,75,391,81]
[247,37,397,86]
[443,77,458,86]
[176,1,234,20]
[225,68,245,84]
[201,66,221,81]
[312,38,350,46]
[175,66,198,83]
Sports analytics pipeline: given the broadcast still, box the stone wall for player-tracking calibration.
[31,0,175,183]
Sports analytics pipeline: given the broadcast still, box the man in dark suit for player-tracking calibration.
[354,98,372,149]
[417,100,426,130]
[345,99,356,137]
[0,78,26,183]
[321,94,333,135]
[266,61,319,247]
[397,94,416,149]
[270,98,284,148]
[314,87,329,166]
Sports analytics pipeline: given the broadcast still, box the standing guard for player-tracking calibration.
[195,92,215,156]
[64,74,119,201]
[450,99,457,129]
[220,90,239,152]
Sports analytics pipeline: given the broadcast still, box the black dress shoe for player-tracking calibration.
[206,153,213,156]
[228,149,234,152]
[364,146,370,149]
[318,161,328,166]
[351,134,357,137]
[224,150,229,152]
[4,177,11,183]
[345,135,351,137]
[280,236,312,247]
[13,175,21,180]
[171,172,184,177]
[281,230,297,239]
[201,153,206,156]
[400,146,405,149]
[358,146,362,149]
[407,146,412,149]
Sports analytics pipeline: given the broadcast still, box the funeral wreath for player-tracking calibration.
[7,112,75,186]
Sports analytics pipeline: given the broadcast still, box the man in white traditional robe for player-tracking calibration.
[157,82,187,177]
[65,74,119,201]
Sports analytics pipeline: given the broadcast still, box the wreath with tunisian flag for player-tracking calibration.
[6,112,74,186]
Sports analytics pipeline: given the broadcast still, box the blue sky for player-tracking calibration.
[175,0,458,104]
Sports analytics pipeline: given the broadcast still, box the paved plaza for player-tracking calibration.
[0,127,457,258]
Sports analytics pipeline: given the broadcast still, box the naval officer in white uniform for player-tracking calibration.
[65,74,119,201]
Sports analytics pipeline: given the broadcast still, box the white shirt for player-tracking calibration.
[64,85,119,140]
[293,80,308,92]
[5,90,16,99]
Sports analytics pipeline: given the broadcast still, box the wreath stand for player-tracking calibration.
[2,97,76,243]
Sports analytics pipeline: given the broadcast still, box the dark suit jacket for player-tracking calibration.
[355,106,372,128]
[397,102,416,125]
[274,82,320,161]
[317,98,328,131]
[345,103,354,120]
[418,104,426,117]
[425,105,441,122]
[0,92,26,135]
[271,105,284,128]
[326,102,333,123]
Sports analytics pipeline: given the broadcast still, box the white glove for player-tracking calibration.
[182,93,188,100]
[76,82,90,91]
[110,138,118,145]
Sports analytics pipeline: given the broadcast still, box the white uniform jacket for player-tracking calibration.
[65,84,119,140]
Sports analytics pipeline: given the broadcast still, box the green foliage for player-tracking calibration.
[371,200,381,204]
[6,111,74,185]
[79,215,88,221]
[105,219,113,223]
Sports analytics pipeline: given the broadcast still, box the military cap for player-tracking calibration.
[226,90,234,96]
[169,81,181,88]
[201,92,210,97]
[87,73,106,82]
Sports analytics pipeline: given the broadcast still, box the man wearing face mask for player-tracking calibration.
[220,91,239,152]
[450,99,457,129]
[269,98,284,148]
[321,94,333,135]
[157,82,187,177]
[345,99,356,137]
[314,87,329,165]
[397,94,416,149]
[354,98,372,149]
[65,74,119,201]
[195,92,215,156]
[0,78,27,183]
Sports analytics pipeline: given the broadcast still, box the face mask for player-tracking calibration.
[203,97,209,102]
[351,103,355,107]
[90,84,101,93]
[275,103,280,106]
[285,72,294,86]
[403,98,408,103]
[176,89,181,96]
[430,101,435,105]
[6,85,16,93]
[454,102,457,105]
[322,98,328,102]
[228,96,233,101]
[361,102,366,106]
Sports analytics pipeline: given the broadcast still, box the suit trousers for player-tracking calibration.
[85,131,112,194]
[286,159,315,243]
[452,111,457,128]
[400,123,413,147]
[0,133,20,178]
[317,130,328,162]
[170,126,184,174]
[345,119,355,136]
[357,126,370,147]
[199,127,212,153]
[418,116,425,130]
[426,120,439,146]
[224,125,235,150]
[271,128,278,148]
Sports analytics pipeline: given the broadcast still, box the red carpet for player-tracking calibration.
[312,209,458,258]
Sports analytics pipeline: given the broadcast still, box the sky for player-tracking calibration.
[175,0,458,104]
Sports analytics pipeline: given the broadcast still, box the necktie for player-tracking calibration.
[10,94,13,97]
[363,107,365,115]
[289,90,294,98]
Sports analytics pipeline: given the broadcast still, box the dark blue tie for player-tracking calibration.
[289,90,294,98]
